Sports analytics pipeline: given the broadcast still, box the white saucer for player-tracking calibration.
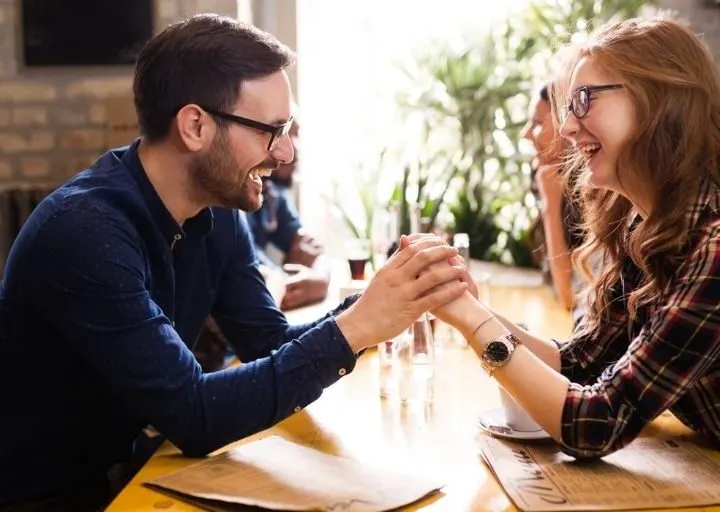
[476,407,551,441]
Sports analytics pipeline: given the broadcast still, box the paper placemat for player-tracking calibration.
[146,435,443,511]
[479,436,720,511]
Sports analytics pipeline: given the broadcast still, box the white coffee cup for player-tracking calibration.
[499,388,542,432]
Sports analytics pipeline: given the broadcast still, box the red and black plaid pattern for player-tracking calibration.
[557,180,720,459]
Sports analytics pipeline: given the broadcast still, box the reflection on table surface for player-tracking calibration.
[107,284,718,512]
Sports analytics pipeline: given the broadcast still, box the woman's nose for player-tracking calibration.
[520,121,532,141]
[559,111,579,139]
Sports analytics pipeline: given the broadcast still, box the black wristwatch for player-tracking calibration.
[479,333,521,376]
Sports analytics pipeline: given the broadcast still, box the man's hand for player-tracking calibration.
[399,234,478,300]
[285,231,323,268]
[398,234,480,328]
[335,235,467,353]
[280,264,330,310]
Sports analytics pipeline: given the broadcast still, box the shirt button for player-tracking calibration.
[338,368,347,376]
[293,406,301,413]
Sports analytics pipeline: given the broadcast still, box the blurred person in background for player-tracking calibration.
[523,83,586,324]
[247,121,332,311]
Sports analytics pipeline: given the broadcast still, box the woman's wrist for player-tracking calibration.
[457,299,494,338]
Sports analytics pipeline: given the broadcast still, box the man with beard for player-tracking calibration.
[0,14,470,512]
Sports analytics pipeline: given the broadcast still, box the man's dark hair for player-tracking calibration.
[539,84,550,102]
[133,14,296,142]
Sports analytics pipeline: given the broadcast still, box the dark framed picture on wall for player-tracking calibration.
[21,0,154,67]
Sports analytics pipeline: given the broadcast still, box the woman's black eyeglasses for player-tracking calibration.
[564,84,623,120]
[202,107,294,152]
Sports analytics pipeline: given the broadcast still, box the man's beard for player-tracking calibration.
[188,130,277,212]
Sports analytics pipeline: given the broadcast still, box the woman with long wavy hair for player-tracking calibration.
[429,17,720,458]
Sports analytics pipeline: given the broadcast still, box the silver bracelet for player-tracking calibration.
[470,314,497,338]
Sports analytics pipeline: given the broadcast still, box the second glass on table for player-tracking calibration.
[393,313,436,405]
[344,237,372,281]
[476,271,491,305]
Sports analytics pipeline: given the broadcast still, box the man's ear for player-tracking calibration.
[175,104,214,152]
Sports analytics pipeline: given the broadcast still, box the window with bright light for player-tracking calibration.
[296,0,532,257]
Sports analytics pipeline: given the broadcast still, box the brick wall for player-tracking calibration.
[0,0,242,184]
[658,0,720,60]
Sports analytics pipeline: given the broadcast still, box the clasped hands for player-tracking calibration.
[335,233,483,354]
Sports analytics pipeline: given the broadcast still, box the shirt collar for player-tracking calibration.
[122,138,214,246]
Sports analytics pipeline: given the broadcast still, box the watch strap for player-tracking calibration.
[479,332,521,376]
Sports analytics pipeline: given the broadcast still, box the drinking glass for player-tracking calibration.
[344,238,371,281]
[393,313,435,405]
[476,271,491,305]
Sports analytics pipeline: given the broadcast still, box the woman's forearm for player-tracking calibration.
[461,300,568,442]
[542,205,575,311]
[484,341,568,442]
[493,314,561,372]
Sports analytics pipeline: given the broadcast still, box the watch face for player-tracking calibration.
[485,340,510,364]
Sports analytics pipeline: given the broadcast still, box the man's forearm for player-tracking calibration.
[171,317,356,456]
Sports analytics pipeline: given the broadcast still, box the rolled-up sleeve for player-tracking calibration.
[559,227,720,459]
[556,306,629,386]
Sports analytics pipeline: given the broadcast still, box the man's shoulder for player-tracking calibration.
[5,152,150,270]
[3,150,150,289]
[40,149,145,226]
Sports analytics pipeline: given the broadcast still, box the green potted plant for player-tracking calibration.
[390,0,656,265]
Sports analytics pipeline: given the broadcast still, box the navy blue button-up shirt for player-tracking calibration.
[0,140,356,505]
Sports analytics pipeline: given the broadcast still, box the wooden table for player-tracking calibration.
[108,285,718,511]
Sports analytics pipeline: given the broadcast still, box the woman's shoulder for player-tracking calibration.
[689,179,720,230]
[681,211,720,286]
[690,216,720,258]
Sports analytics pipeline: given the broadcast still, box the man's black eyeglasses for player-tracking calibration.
[564,84,624,120]
[202,107,294,152]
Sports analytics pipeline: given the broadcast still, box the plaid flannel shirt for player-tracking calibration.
[558,180,720,459]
